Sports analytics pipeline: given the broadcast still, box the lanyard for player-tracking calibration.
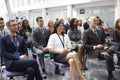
[57,34,64,48]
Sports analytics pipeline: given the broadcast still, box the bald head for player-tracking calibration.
[88,16,98,29]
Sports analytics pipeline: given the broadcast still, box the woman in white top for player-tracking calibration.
[47,22,86,80]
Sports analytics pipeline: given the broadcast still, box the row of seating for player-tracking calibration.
[1,50,69,80]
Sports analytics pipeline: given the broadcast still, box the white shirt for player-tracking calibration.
[47,33,72,51]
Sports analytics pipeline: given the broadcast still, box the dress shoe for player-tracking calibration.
[55,70,64,76]
[107,76,116,80]
[42,72,47,79]
[81,67,88,70]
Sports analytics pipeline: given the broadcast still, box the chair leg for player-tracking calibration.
[32,54,37,60]
[9,77,14,80]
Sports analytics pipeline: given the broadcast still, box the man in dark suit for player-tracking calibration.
[0,17,9,66]
[1,19,43,80]
[82,16,118,80]
[65,17,70,33]
[32,17,50,78]
[83,17,90,30]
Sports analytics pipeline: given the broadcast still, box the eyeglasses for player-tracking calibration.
[10,24,17,27]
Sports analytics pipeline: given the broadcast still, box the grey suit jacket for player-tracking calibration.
[32,27,50,53]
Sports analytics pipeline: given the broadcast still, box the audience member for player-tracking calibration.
[67,18,87,70]
[32,17,50,79]
[1,19,43,80]
[19,19,32,48]
[47,21,86,80]
[82,16,119,80]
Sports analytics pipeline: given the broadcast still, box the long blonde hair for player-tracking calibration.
[47,20,54,33]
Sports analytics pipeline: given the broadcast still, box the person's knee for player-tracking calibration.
[30,59,39,67]
[72,53,78,58]
[31,59,37,63]
[78,44,83,49]
[26,67,35,74]
[68,58,74,65]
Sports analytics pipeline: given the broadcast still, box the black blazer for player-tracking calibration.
[83,22,89,30]
[113,30,120,51]
[82,28,105,51]
[1,35,28,69]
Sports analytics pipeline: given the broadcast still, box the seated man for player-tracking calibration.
[82,16,119,80]
[32,17,50,78]
[0,17,9,66]
[1,19,43,80]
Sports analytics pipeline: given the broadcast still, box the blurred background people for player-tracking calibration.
[19,19,32,48]
[47,20,54,34]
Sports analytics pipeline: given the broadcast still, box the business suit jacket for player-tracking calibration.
[83,22,89,30]
[1,35,28,69]
[0,30,9,56]
[32,27,50,52]
[113,30,120,45]
[82,28,105,51]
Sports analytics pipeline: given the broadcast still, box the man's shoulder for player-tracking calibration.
[84,28,91,33]
[17,35,23,39]
[1,35,9,41]
[34,27,39,30]
[43,27,49,30]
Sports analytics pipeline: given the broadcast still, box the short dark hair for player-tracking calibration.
[36,17,43,22]
[0,17,4,20]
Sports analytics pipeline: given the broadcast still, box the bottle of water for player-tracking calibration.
[27,48,32,59]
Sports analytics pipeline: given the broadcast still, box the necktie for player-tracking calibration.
[94,29,98,38]
[13,36,20,57]
[13,36,17,47]
[40,28,44,34]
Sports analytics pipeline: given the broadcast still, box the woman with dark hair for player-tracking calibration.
[19,19,32,48]
[67,18,87,70]
[47,22,86,80]
[113,18,120,65]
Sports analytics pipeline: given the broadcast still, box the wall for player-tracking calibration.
[76,6,115,27]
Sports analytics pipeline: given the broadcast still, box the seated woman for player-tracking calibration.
[47,21,86,80]
[67,18,87,70]
[19,19,32,48]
